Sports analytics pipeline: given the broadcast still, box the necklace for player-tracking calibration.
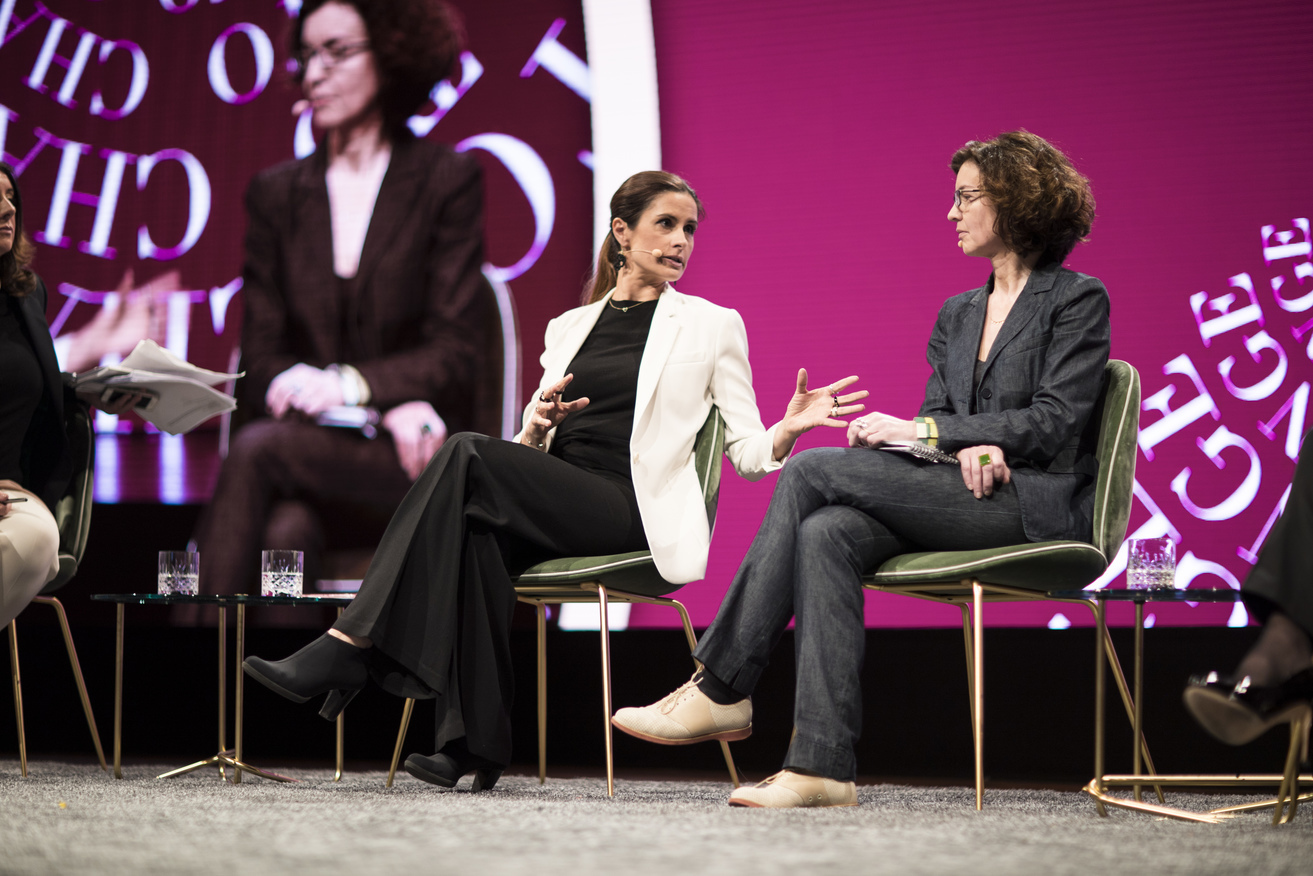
[609,298,654,313]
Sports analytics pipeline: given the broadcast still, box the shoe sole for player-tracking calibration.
[610,718,752,745]
[1182,687,1310,745]
[728,798,857,808]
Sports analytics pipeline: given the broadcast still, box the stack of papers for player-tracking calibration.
[71,340,243,435]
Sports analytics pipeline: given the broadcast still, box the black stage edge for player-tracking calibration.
[3,502,1285,784]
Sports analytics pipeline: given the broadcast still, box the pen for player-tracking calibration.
[1,497,28,504]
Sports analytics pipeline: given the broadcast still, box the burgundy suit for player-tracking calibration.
[193,135,488,605]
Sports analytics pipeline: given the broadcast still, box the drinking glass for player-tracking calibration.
[260,550,304,597]
[1127,537,1175,590]
[158,551,200,595]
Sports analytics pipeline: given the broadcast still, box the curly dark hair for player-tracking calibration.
[950,131,1094,266]
[585,171,705,304]
[290,0,465,139]
[0,162,37,299]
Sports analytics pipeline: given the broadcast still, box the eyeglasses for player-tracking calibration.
[953,188,984,209]
[295,41,371,73]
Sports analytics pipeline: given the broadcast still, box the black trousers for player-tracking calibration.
[1243,431,1313,636]
[334,433,647,766]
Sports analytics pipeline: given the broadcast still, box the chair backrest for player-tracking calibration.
[470,269,523,440]
[1089,359,1141,559]
[46,395,96,592]
[694,405,726,530]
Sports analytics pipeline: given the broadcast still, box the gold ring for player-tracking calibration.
[978,453,992,466]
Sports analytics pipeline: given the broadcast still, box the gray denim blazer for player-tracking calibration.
[918,261,1111,543]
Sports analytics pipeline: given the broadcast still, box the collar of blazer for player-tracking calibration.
[289,134,427,306]
[951,261,1062,401]
[557,285,685,423]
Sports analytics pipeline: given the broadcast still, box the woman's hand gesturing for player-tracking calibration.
[773,368,867,460]
[522,373,590,449]
[957,444,1011,499]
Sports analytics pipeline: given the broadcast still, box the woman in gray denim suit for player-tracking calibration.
[613,131,1110,807]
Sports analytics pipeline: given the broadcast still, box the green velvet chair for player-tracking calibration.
[386,407,742,796]
[863,359,1144,809]
[8,393,108,776]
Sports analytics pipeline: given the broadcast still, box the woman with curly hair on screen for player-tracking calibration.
[193,0,491,603]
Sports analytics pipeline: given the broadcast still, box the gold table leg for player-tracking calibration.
[1133,601,1144,803]
[227,603,296,783]
[157,602,295,783]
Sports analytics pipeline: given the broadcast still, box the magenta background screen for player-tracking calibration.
[627,0,1313,630]
[4,0,1313,630]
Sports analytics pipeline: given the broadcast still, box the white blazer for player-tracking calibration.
[517,286,785,583]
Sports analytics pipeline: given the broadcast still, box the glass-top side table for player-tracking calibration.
[91,593,355,784]
[1049,586,1310,824]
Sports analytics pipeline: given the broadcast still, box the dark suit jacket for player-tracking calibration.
[919,261,1111,543]
[237,133,487,430]
[13,277,71,509]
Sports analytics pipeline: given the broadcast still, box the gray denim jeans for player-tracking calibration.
[692,446,1028,781]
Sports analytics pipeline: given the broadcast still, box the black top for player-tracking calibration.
[549,299,658,482]
[0,294,44,483]
[970,357,986,415]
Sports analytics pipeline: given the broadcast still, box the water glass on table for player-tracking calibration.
[158,551,200,595]
[261,550,304,597]
[1127,537,1175,590]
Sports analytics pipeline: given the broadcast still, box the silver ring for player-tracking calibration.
[539,394,552,403]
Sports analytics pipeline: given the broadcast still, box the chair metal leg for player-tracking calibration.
[9,621,26,777]
[971,579,984,810]
[1273,710,1310,825]
[536,603,547,785]
[597,585,615,797]
[959,604,977,750]
[34,596,107,771]
[670,597,740,787]
[1092,599,1107,817]
[387,698,415,788]
[113,603,123,779]
[218,606,227,781]
[335,606,344,783]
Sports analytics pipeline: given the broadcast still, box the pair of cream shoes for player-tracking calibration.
[611,673,858,808]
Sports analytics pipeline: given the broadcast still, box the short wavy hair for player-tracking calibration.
[950,131,1094,266]
[290,0,464,139]
[0,162,37,298]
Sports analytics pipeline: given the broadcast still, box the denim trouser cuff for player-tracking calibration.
[784,732,856,782]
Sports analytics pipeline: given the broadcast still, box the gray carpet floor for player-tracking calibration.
[1,760,1310,875]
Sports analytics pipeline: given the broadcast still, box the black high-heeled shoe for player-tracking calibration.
[403,739,503,791]
[1183,667,1313,745]
[243,633,369,721]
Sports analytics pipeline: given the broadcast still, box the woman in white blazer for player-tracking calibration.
[244,171,865,790]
